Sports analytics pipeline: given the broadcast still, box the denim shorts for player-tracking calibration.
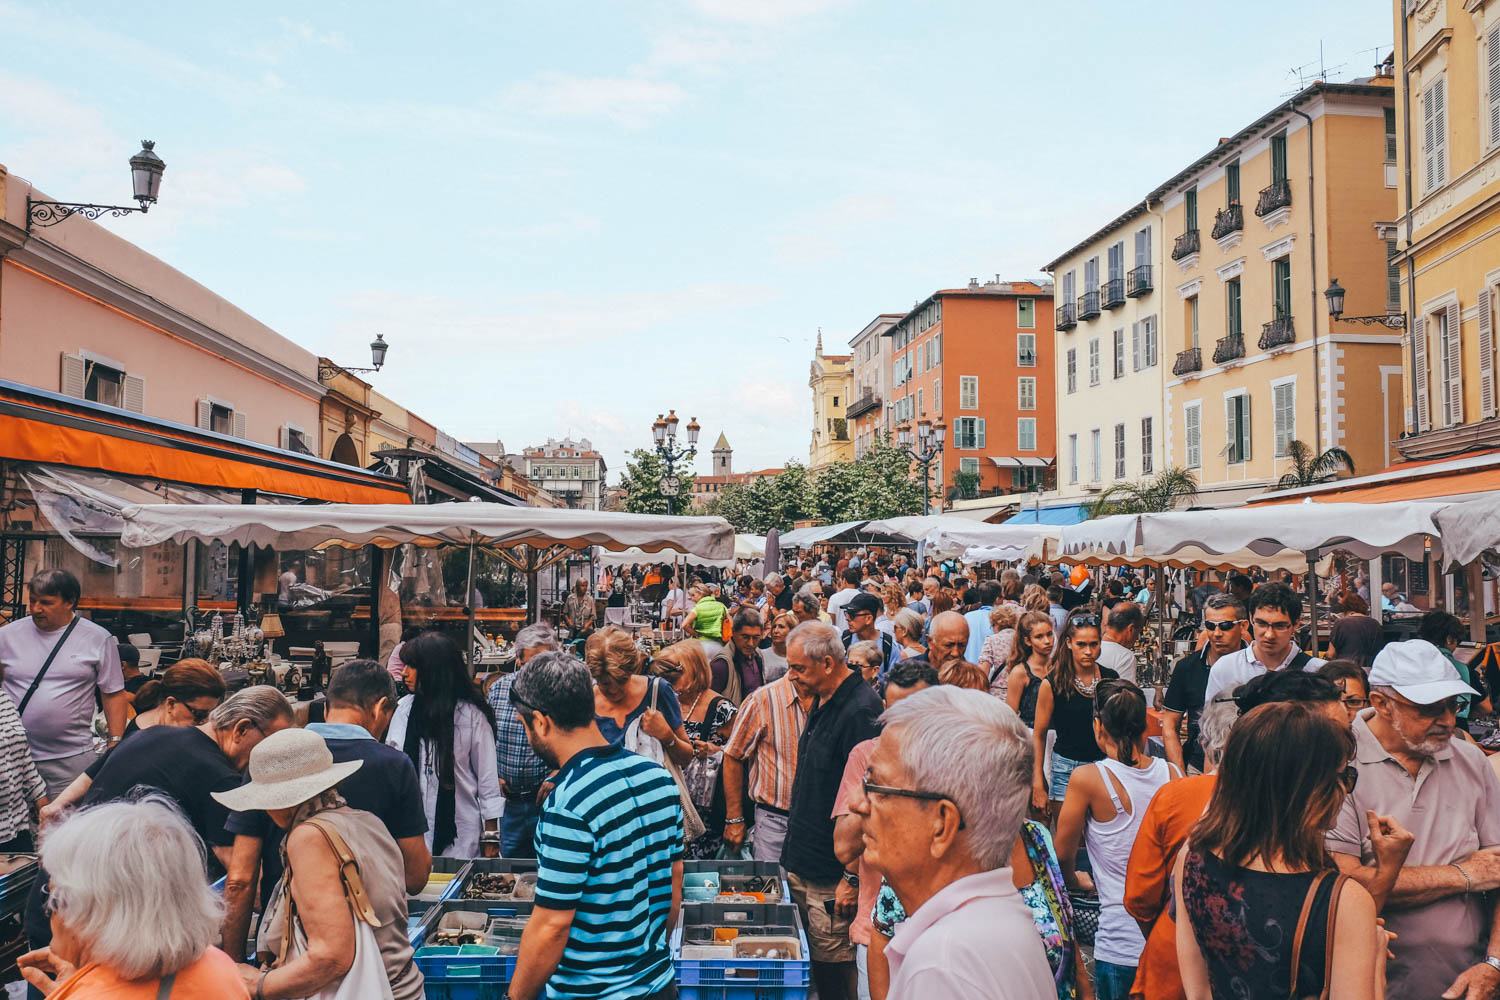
[1050,752,1088,801]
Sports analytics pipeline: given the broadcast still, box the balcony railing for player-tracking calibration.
[1056,302,1076,330]
[1019,351,1038,367]
[1101,277,1126,309]
[1259,314,1295,350]
[845,391,882,420]
[1172,347,1203,376]
[1210,203,1244,240]
[1126,265,1153,297]
[1077,290,1101,320]
[1255,179,1292,217]
[1171,229,1201,261]
[1213,334,1245,365]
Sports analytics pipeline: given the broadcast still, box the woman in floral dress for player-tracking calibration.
[655,640,738,859]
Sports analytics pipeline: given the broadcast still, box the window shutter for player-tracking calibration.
[1490,24,1500,147]
[196,398,213,430]
[231,411,246,439]
[977,419,986,450]
[1146,316,1158,367]
[1445,301,1463,426]
[59,354,86,398]
[121,374,145,413]
[279,425,291,450]
[1434,77,1447,187]
[1226,397,1239,462]
[1413,316,1430,431]
[1132,322,1142,371]
[1480,288,1496,418]
[1242,395,1252,462]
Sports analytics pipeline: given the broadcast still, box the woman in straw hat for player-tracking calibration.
[214,728,422,1000]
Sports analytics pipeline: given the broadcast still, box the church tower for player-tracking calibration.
[712,432,732,476]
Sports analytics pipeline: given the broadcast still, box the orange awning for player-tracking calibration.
[1254,463,1500,506]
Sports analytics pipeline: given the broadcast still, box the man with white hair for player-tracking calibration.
[852,686,1053,998]
[488,623,562,858]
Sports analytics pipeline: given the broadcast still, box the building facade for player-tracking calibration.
[523,437,607,509]
[1161,79,1403,504]
[1046,206,1166,499]
[884,279,1056,500]
[690,434,782,508]
[1391,0,1500,460]
[847,314,901,458]
[809,334,854,469]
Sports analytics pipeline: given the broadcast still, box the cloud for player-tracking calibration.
[502,73,687,126]
[646,26,753,73]
[684,0,852,26]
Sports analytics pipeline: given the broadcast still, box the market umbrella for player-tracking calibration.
[1435,492,1500,570]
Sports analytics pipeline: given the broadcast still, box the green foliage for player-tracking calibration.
[1276,440,1355,491]
[951,467,981,501]
[618,449,696,515]
[709,438,924,532]
[1089,466,1200,517]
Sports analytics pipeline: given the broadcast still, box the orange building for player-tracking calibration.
[885,278,1056,499]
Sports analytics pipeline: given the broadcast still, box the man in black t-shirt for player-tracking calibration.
[1161,593,1245,773]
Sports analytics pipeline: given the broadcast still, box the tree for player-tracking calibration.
[1276,440,1355,490]
[617,449,696,515]
[950,467,981,501]
[1089,466,1199,517]
[711,463,814,534]
[849,437,927,519]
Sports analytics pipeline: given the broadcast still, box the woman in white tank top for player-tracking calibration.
[1053,679,1178,1000]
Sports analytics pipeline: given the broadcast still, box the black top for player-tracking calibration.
[1016,667,1045,728]
[82,725,241,854]
[1163,648,1214,771]
[1048,667,1120,762]
[774,587,795,611]
[781,671,881,881]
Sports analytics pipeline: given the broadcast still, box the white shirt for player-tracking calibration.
[1097,640,1138,684]
[0,615,122,760]
[826,588,858,632]
[1202,643,1326,703]
[386,697,504,858]
[278,570,298,601]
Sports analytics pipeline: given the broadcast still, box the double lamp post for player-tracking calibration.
[651,409,700,516]
[896,417,945,515]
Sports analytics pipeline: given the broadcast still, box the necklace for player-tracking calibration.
[687,689,706,720]
[1075,672,1100,696]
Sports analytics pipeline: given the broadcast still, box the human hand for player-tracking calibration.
[17,947,77,996]
[235,963,264,993]
[1441,961,1500,1000]
[834,878,858,919]
[1368,810,1414,872]
[1072,871,1096,895]
[37,800,63,828]
[640,708,674,742]
[535,780,555,806]
[1031,779,1049,813]
[723,821,746,849]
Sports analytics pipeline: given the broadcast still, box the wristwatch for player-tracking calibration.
[1485,956,1500,974]
[842,871,859,888]
[724,817,746,826]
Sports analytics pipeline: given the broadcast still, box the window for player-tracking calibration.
[916,388,923,416]
[933,333,942,364]
[1018,377,1036,410]
[1185,403,1202,469]
[1114,423,1126,479]
[1226,160,1240,205]
[1068,434,1079,484]
[1085,256,1099,292]
[85,361,125,407]
[1066,349,1077,394]
[959,376,979,409]
[1108,242,1124,282]
[1188,295,1200,348]
[1142,315,1158,367]
[1063,270,1076,304]
[953,417,986,450]
[1185,187,1198,231]
[1271,131,1288,185]
[1018,418,1037,451]
[281,425,311,454]
[1018,334,1037,367]
[196,398,243,438]
[833,395,840,407]
[1438,303,1464,427]
[1113,329,1125,378]
[1422,76,1447,192]
[1018,298,1036,328]
[934,378,941,415]
[1226,392,1251,464]
[1489,22,1500,149]
[1013,466,1043,492]
[1088,339,1101,385]
[960,457,980,476]
[1226,278,1243,338]
[1384,106,1398,161]
[210,404,233,436]
[1090,428,1102,482]
[1386,235,1401,313]
[1272,379,1296,457]
[1273,257,1292,320]
[63,354,143,413]
[1134,227,1152,268]
[914,346,923,376]
[1141,417,1154,475]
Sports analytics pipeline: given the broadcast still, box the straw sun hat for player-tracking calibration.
[211,728,362,812]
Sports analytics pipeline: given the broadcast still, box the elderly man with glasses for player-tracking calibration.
[1202,582,1325,704]
[1329,640,1500,1000]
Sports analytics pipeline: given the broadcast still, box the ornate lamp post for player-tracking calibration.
[651,409,699,515]
[896,417,946,515]
[27,140,166,231]
[318,335,390,380]
[1324,278,1406,328]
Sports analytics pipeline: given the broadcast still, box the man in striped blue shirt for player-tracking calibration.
[505,651,684,1000]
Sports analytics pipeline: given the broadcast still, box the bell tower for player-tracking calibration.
[712,433,732,476]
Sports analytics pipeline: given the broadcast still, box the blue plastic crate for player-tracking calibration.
[673,901,810,998]
[682,860,790,903]
[677,986,810,1000]
[414,900,534,950]
[414,948,512,1000]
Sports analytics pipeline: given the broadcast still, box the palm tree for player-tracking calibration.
[1276,440,1355,490]
[1089,466,1199,517]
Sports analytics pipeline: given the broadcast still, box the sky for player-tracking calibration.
[0,0,1395,481]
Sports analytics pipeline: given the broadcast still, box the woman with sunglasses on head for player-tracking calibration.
[1006,612,1056,728]
[1054,680,1178,1000]
[1031,612,1119,821]
[656,640,737,858]
[1175,702,1392,1000]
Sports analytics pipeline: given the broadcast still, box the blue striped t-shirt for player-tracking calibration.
[534,743,683,1000]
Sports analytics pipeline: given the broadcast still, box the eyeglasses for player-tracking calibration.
[1341,695,1370,709]
[1202,620,1243,633]
[862,772,966,829]
[510,691,542,719]
[1338,766,1359,794]
[1388,691,1461,719]
[188,704,214,724]
[1251,618,1294,632]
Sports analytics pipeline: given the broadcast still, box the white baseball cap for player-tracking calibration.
[1368,639,1477,705]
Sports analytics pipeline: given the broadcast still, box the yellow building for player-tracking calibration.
[1392,0,1500,458]
[1161,78,1403,503]
[809,332,854,469]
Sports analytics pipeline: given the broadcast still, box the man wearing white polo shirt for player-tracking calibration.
[1202,582,1324,704]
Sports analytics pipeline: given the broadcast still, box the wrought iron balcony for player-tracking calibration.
[1171,229,1201,261]
[1259,314,1295,350]
[1077,290,1101,320]
[1019,350,1038,367]
[1213,334,1245,365]
[1126,265,1153,297]
[846,391,882,420]
[1101,277,1126,309]
[1255,179,1292,217]
[1210,204,1244,240]
[1172,347,1202,376]
[1056,302,1076,331]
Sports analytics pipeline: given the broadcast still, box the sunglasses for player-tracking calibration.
[862,771,966,829]
[1338,765,1359,794]
[1069,614,1101,628]
[1202,620,1242,633]
[1389,691,1461,719]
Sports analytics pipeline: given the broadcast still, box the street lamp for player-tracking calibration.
[1325,278,1406,329]
[319,335,391,380]
[896,417,945,515]
[650,408,699,515]
[27,140,167,232]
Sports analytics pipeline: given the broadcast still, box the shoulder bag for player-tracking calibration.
[16,617,80,719]
[624,678,707,843]
[1287,868,1348,1000]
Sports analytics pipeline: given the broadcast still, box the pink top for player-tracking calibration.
[387,641,406,682]
[885,868,1054,1000]
[830,738,879,945]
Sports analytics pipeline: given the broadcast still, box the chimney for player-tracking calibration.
[968,277,980,290]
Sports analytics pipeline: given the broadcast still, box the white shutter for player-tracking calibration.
[232,411,247,439]
[1226,397,1239,462]
[1273,383,1294,456]
[1413,315,1431,432]
[1445,301,1463,426]
[976,419,987,450]
[279,425,291,450]
[121,374,144,413]
[1145,316,1158,367]
[59,354,86,398]
[1131,322,1142,371]
[196,398,213,430]
[1241,394,1252,462]
[1489,24,1500,147]
[1480,287,1496,418]
[1434,77,1447,187]
[1186,405,1201,468]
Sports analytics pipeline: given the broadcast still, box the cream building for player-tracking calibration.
[809,332,854,469]
[848,314,900,458]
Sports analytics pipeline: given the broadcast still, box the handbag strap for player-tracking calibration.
[1318,874,1349,1000]
[277,816,381,963]
[155,972,177,1000]
[17,617,80,718]
[1287,869,1335,999]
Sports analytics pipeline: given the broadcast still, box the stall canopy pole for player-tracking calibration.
[367,545,382,660]
[182,538,198,643]
[236,488,257,616]
[1304,551,1319,656]
[1467,561,1487,644]
[464,539,477,670]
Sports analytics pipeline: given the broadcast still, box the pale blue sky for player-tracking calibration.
[0,0,1393,478]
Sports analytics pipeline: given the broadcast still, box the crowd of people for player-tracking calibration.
[0,553,1497,1000]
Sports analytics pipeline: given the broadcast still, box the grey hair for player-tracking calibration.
[513,623,561,655]
[848,640,883,665]
[792,591,822,617]
[882,686,1032,870]
[788,620,845,666]
[1197,697,1239,769]
[1204,592,1245,617]
[892,608,923,640]
[43,794,223,979]
[764,572,784,587]
[208,684,292,733]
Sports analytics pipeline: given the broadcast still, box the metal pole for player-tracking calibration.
[464,540,477,671]
[1467,561,1487,644]
[1304,551,1319,656]
[367,546,383,660]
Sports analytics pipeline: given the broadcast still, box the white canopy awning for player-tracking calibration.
[922,523,1064,561]
[779,520,868,548]
[590,533,763,571]
[863,514,984,543]
[989,457,1052,468]
[1435,493,1500,569]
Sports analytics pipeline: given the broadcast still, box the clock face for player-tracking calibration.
[660,476,681,497]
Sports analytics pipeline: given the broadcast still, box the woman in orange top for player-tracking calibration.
[18,795,249,999]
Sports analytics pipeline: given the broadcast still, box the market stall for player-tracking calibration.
[919,522,1065,563]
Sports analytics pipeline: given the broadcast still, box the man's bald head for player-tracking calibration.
[929,611,970,670]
